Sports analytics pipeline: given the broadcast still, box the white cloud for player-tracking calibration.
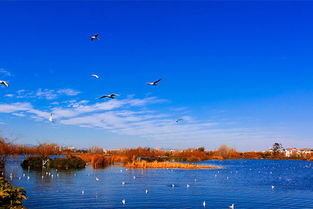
[0,68,11,77]
[0,102,49,121]
[6,88,81,100]
[12,113,26,117]
[51,97,163,119]
[36,89,58,100]
[0,102,33,113]
[0,96,278,148]
[57,89,80,96]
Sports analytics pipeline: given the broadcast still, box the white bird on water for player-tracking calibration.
[0,80,9,87]
[271,185,275,189]
[186,184,190,188]
[229,203,235,209]
[145,189,148,194]
[203,201,206,207]
[146,78,162,86]
[95,177,99,181]
[121,199,126,205]
[171,184,175,187]
[81,190,84,195]
[91,34,99,41]
[121,181,125,185]
[91,74,100,79]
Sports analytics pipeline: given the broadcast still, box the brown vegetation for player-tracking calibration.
[125,160,221,169]
[2,136,313,169]
[78,154,111,169]
[0,137,61,158]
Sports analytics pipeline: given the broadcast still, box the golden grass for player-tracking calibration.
[124,160,222,169]
[78,154,111,169]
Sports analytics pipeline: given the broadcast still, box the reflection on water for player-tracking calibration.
[5,157,313,209]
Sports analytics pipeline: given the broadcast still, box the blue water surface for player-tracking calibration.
[4,157,313,209]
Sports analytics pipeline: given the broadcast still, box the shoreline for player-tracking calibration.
[124,160,222,169]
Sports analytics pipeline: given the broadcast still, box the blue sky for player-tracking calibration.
[1,1,313,151]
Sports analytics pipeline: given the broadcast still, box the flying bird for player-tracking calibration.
[49,113,54,123]
[91,74,100,79]
[146,78,162,86]
[98,94,118,99]
[176,119,183,123]
[91,34,99,41]
[0,80,9,87]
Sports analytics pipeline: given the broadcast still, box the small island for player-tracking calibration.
[125,160,222,169]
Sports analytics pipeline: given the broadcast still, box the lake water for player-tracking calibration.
[4,157,313,209]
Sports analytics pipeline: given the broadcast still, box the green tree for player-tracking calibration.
[272,143,283,156]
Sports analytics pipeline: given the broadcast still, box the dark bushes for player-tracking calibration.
[21,156,48,170]
[49,157,86,170]
[21,156,86,170]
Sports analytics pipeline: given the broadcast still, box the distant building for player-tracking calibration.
[283,148,313,157]
[59,146,76,152]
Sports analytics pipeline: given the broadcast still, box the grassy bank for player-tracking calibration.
[125,160,222,169]
[0,177,27,209]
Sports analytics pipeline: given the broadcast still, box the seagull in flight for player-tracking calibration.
[176,119,183,123]
[0,80,9,87]
[91,74,100,79]
[98,94,118,100]
[49,113,54,123]
[146,78,162,86]
[91,34,99,41]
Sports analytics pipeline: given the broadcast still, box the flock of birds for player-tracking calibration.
[4,168,238,209]
[0,34,184,124]
[1,33,242,208]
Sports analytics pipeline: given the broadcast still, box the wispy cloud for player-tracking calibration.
[0,96,277,147]
[57,89,80,96]
[0,68,12,77]
[6,88,81,100]
[0,102,33,113]
[0,102,50,121]
[36,89,58,100]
